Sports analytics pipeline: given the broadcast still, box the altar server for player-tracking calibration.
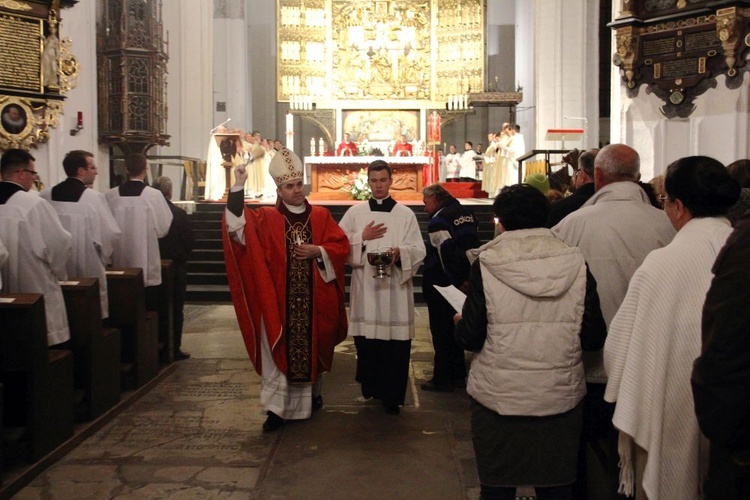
[0,149,72,345]
[41,150,121,318]
[105,153,172,288]
[339,159,426,415]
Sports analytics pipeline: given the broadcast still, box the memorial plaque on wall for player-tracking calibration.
[611,2,750,117]
[0,13,42,93]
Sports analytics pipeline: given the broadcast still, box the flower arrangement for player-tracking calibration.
[345,168,371,200]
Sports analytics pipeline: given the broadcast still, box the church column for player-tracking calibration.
[530,0,600,152]
[160,0,214,160]
[213,0,250,131]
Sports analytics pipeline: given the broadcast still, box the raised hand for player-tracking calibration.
[234,163,248,187]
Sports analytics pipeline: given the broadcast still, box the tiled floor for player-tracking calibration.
[4,304,541,499]
[6,305,491,499]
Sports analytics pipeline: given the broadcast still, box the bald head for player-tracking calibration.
[594,144,641,191]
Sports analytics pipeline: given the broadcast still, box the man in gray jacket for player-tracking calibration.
[552,143,675,499]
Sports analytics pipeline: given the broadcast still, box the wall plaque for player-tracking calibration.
[611,2,749,118]
[0,1,79,150]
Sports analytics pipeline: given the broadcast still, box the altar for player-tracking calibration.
[306,156,429,201]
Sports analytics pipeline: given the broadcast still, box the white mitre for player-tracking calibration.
[269,147,303,186]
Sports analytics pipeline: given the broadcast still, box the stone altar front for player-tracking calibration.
[306,156,428,201]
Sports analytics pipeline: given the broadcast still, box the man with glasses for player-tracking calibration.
[40,150,121,319]
[0,148,72,346]
[546,149,599,228]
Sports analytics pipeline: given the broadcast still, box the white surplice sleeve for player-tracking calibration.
[395,210,426,286]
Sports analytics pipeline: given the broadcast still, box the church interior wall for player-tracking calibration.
[616,71,750,182]
[533,0,600,158]
[28,1,106,191]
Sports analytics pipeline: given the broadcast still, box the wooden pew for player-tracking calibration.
[155,260,174,365]
[104,269,159,390]
[61,278,121,420]
[0,293,74,462]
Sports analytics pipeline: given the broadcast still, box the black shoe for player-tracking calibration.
[453,377,467,389]
[421,381,454,393]
[174,350,191,361]
[384,404,400,415]
[312,395,323,411]
[262,411,284,432]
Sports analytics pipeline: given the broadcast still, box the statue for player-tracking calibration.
[42,23,61,88]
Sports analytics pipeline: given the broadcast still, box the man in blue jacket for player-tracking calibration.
[421,184,480,392]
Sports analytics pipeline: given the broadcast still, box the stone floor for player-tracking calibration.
[5,304,536,500]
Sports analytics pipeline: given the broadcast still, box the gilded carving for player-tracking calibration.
[277,0,485,104]
[716,8,741,76]
[0,0,32,12]
[0,95,63,149]
[614,26,639,88]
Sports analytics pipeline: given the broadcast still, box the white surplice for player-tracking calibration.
[339,199,426,341]
[40,187,122,318]
[604,217,733,499]
[0,187,72,345]
[105,184,173,286]
[0,235,7,289]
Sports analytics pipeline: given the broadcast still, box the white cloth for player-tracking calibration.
[204,137,226,201]
[445,153,461,180]
[0,235,7,290]
[468,228,587,416]
[603,216,731,499]
[105,184,173,287]
[0,187,72,345]
[552,181,675,382]
[459,150,477,179]
[259,317,318,421]
[40,187,121,318]
[339,199,426,340]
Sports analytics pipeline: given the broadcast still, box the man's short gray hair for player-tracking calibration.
[595,144,640,182]
[422,183,452,202]
[153,176,172,198]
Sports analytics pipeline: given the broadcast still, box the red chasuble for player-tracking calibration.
[223,202,349,380]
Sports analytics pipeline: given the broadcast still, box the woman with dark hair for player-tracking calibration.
[726,159,750,225]
[604,156,740,499]
[455,184,606,500]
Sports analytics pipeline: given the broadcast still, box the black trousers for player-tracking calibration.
[425,293,466,385]
[354,337,411,408]
[172,266,188,351]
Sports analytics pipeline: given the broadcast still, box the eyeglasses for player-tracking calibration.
[22,168,38,175]
[658,194,670,204]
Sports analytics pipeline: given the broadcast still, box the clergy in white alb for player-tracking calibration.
[603,156,741,499]
[41,150,121,318]
[339,160,426,414]
[0,149,72,345]
[105,153,172,287]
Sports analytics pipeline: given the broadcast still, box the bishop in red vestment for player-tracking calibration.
[223,148,349,431]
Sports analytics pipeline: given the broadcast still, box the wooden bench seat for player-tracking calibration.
[0,293,74,462]
[61,278,121,420]
[104,269,159,390]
